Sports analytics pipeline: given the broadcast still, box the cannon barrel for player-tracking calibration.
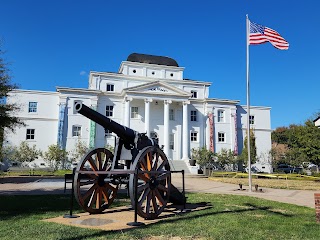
[74,102,136,144]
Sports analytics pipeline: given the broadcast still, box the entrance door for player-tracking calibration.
[169,133,176,160]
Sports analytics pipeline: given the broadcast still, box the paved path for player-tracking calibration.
[171,174,318,208]
[0,175,319,208]
[0,177,66,195]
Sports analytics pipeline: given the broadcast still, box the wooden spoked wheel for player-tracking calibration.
[74,148,118,214]
[129,146,171,219]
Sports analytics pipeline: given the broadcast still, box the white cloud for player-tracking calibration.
[80,70,87,76]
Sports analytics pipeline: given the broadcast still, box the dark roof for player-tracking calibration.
[127,53,179,67]
[314,116,320,122]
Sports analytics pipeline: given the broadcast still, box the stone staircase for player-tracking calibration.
[169,160,191,174]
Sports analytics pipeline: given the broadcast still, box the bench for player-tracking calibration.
[64,172,92,192]
[64,173,73,192]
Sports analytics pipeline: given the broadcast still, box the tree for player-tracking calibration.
[271,126,289,144]
[288,120,320,166]
[0,47,21,130]
[70,139,88,163]
[9,141,42,164]
[215,148,236,170]
[272,119,320,167]
[239,129,257,166]
[1,144,17,163]
[191,147,214,168]
[43,144,69,170]
[0,46,24,161]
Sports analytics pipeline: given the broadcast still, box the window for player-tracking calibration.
[191,110,197,121]
[106,84,114,92]
[106,105,114,117]
[28,102,37,113]
[191,90,198,98]
[218,132,225,142]
[72,125,81,137]
[169,134,174,150]
[249,115,255,125]
[131,107,139,119]
[191,132,198,142]
[217,110,224,122]
[26,129,35,140]
[169,109,175,121]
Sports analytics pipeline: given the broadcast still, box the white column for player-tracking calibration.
[182,101,190,160]
[206,107,214,150]
[230,110,234,152]
[163,100,171,156]
[124,97,132,127]
[230,107,238,155]
[206,113,211,150]
[144,98,152,137]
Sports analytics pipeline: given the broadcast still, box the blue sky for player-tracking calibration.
[1,0,319,129]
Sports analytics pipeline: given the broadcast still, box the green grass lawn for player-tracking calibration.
[0,193,319,240]
[209,172,320,190]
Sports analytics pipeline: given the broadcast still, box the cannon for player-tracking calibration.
[73,102,185,219]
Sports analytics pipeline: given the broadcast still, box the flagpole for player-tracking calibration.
[246,14,252,192]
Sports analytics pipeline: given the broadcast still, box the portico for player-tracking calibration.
[120,85,191,160]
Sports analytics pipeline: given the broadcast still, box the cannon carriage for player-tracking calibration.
[73,102,184,220]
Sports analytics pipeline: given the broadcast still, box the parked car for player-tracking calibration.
[276,164,293,173]
[276,164,303,174]
[293,167,303,174]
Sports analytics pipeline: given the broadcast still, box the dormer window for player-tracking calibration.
[191,90,197,98]
[106,84,114,92]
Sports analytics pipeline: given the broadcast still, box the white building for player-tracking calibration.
[4,53,272,172]
[314,116,320,128]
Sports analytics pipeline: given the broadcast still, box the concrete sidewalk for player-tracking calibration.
[0,175,318,208]
[172,174,318,208]
[0,177,66,195]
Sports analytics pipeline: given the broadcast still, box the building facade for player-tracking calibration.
[4,53,272,172]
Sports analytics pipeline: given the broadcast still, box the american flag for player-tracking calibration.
[249,21,289,50]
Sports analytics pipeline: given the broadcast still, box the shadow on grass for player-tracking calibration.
[0,195,78,220]
[0,194,295,240]
[59,202,294,240]
[0,194,129,221]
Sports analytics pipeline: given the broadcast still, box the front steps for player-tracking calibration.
[169,160,198,174]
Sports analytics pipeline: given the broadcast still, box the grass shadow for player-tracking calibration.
[58,201,294,240]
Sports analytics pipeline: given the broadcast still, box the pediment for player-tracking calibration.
[122,81,191,97]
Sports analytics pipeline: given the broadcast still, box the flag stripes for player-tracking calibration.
[249,21,289,50]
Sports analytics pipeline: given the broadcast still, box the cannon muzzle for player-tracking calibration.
[74,102,136,145]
